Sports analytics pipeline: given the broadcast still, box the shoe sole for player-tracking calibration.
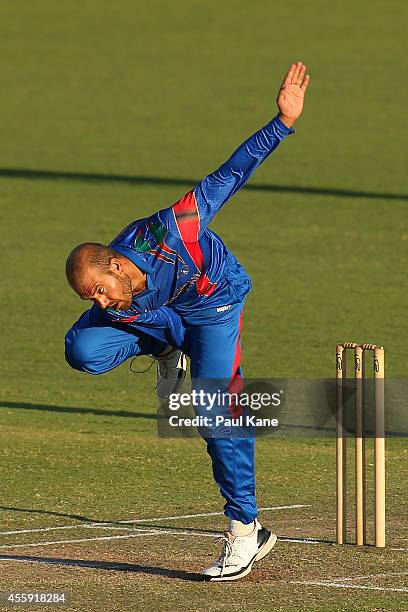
[254,532,277,562]
[204,532,278,582]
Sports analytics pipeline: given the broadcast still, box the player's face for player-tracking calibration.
[77,268,134,311]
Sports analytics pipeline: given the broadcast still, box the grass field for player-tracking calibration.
[0,1,407,610]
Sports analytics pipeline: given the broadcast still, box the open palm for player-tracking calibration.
[277,62,310,128]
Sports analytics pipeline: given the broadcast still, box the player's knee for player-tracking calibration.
[65,327,107,375]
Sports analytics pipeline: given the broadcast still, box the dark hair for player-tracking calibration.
[65,242,121,286]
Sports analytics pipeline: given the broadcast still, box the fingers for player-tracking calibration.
[293,62,303,83]
[297,63,306,85]
[301,74,310,92]
[282,63,297,87]
[282,61,309,88]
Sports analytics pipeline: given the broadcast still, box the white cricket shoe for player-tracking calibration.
[202,521,277,581]
[155,348,187,399]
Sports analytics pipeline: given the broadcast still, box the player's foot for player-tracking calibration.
[202,521,277,581]
[155,348,187,399]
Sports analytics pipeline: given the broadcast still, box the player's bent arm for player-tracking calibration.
[105,305,186,349]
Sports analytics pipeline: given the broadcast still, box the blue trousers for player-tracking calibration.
[65,303,257,523]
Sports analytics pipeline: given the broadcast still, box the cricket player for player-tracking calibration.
[65,62,309,580]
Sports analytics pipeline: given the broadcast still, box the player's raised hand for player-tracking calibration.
[277,62,310,128]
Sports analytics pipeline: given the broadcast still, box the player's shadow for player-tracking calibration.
[0,505,104,523]
[0,504,338,542]
[0,555,204,580]
[0,167,406,201]
[0,401,157,420]
[0,505,219,534]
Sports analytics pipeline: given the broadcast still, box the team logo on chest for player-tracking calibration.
[133,220,186,266]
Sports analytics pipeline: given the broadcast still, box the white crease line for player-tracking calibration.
[0,529,221,550]
[125,505,311,524]
[279,537,321,545]
[0,529,331,552]
[0,504,310,536]
[0,557,119,568]
[293,580,408,593]
[82,526,135,531]
[0,524,139,536]
[0,531,165,549]
[330,571,408,582]
[391,547,408,552]
[1,557,408,589]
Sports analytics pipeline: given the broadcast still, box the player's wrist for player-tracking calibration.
[278,114,296,129]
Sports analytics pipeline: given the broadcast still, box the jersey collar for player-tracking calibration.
[112,244,157,293]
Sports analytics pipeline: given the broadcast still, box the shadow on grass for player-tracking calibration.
[0,167,406,201]
[0,505,219,534]
[0,506,100,523]
[0,505,339,543]
[0,506,220,535]
[0,554,204,580]
[0,401,156,420]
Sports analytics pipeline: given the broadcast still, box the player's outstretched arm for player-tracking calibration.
[158,63,310,242]
[193,62,310,228]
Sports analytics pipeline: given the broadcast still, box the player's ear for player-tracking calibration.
[108,257,123,274]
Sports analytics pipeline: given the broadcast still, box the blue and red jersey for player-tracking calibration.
[105,115,293,333]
